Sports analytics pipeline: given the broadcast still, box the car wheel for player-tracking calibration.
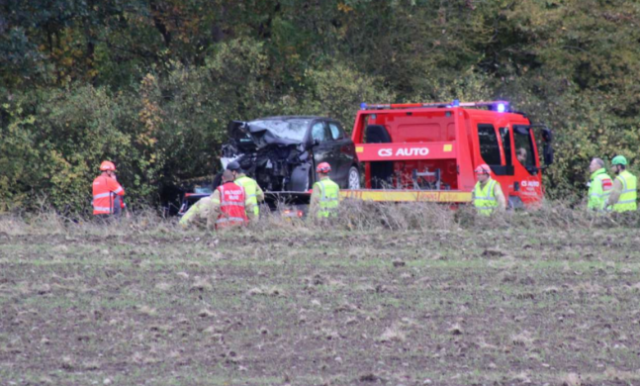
[347,166,361,189]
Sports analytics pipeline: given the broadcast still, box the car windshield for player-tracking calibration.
[249,119,310,142]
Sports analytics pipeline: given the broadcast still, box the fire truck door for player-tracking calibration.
[512,125,543,202]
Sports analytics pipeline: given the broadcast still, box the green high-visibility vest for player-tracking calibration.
[613,170,637,212]
[587,168,612,211]
[313,178,340,218]
[473,179,499,216]
[235,175,261,217]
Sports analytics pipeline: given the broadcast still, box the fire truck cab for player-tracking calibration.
[344,101,553,208]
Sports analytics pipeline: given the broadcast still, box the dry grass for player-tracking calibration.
[4,200,640,237]
[0,209,175,236]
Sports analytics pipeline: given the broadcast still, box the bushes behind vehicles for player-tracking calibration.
[2,1,640,213]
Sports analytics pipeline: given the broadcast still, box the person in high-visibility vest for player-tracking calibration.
[472,164,506,215]
[179,196,212,228]
[208,170,249,230]
[587,157,613,211]
[92,161,126,218]
[606,155,637,212]
[310,162,340,219]
[227,161,264,222]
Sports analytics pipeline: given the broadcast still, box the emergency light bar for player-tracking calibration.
[360,100,510,112]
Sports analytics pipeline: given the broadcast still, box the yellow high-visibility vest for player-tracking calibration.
[235,175,262,217]
[313,178,340,218]
[587,168,612,211]
[613,170,637,212]
[473,179,500,216]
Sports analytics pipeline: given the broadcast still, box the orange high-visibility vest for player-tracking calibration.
[216,182,248,229]
[92,175,125,215]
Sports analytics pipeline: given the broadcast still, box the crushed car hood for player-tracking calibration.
[229,119,309,149]
[245,123,303,147]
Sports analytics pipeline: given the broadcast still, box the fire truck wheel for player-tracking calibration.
[348,166,361,189]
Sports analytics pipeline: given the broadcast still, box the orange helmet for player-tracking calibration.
[316,162,331,173]
[474,164,491,175]
[100,161,116,171]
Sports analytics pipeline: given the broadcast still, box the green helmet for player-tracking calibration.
[612,155,628,166]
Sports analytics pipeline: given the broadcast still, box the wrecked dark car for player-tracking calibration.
[219,116,361,192]
[178,116,361,216]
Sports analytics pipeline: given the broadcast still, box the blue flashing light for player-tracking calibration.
[360,102,368,110]
[497,103,506,113]
[452,99,460,107]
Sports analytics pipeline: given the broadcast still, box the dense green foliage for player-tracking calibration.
[1,0,639,212]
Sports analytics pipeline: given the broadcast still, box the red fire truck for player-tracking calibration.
[342,100,553,209]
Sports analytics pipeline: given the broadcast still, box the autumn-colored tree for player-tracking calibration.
[2,0,639,212]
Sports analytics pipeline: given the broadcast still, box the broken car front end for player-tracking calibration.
[221,119,313,193]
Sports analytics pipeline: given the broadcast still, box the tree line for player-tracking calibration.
[1,0,639,213]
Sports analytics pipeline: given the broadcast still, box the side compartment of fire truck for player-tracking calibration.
[362,110,462,191]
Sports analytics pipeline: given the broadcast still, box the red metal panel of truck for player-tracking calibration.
[343,101,549,208]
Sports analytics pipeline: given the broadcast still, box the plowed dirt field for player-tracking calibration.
[2,221,640,385]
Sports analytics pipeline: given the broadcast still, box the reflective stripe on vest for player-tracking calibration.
[235,176,260,217]
[219,202,245,207]
[613,171,637,212]
[314,178,340,218]
[215,217,247,223]
[93,192,113,200]
[473,179,499,215]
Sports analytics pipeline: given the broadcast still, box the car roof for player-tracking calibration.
[251,116,332,121]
